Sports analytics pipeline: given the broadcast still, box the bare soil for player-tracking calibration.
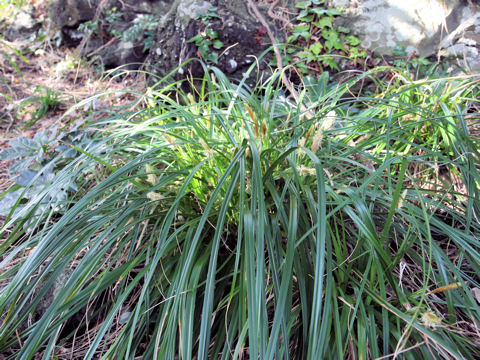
[0,39,145,238]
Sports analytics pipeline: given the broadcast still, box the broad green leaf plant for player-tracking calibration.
[282,0,366,73]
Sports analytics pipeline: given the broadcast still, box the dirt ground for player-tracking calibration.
[0,42,145,189]
[0,37,145,239]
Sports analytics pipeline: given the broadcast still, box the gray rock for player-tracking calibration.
[49,0,98,30]
[4,5,41,41]
[327,0,480,72]
[36,267,74,317]
[176,0,212,29]
[49,0,171,68]
[0,267,74,336]
[226,58,238,73]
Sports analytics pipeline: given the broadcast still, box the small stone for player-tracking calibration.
[119,312,131,324]
[227,59,238,73]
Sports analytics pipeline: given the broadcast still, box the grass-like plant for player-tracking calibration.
[0,65,479,359]
[17,86,62,129]
[0,36,28,122]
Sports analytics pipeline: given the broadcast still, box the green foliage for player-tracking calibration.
[78,19,99,36]
[17,86,61,128]
[282,0,366,73]
[390,44,445,80]
[104,7,122,25]
[122,14,160,52]
[77,5,176,54]
[54,54,78,77]
[188,7,224,64]
[0,63,479,358]
[78,7,122,38]
[78,7,161,53]
[0,129,58,175]
[0,0,25,18]
[197,6,221,25]
[0,126,99,222]
[188,28,223,64]
[0,0,26,10]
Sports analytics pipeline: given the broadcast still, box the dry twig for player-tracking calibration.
[245,0,299,103]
